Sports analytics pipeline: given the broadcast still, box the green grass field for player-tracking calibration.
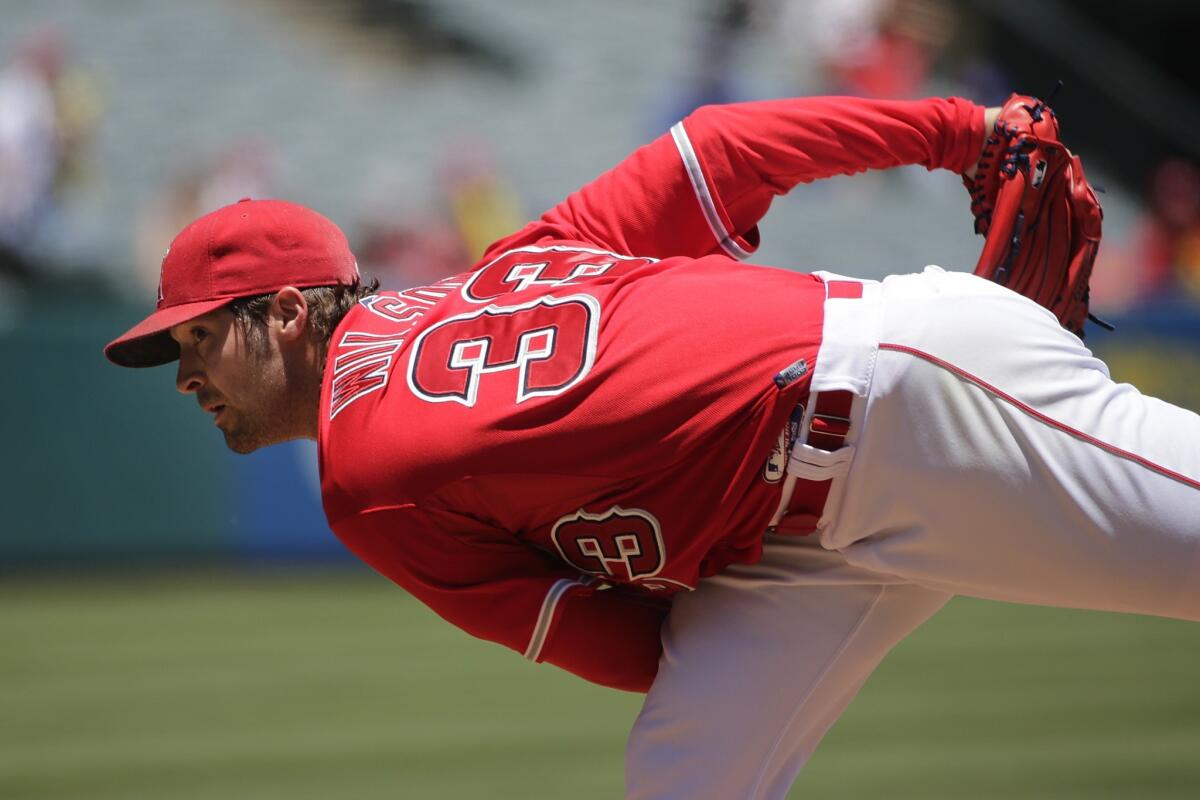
[3,570,1199,799]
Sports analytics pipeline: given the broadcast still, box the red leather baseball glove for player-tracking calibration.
[963,92,1106,337]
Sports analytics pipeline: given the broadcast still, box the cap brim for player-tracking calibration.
[104,297,235,368]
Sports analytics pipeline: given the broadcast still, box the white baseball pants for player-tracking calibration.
[626,267,1200,799]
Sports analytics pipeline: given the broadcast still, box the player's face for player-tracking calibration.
[170,309,294,454]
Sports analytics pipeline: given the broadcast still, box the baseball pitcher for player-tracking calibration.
[106,94,1199,798]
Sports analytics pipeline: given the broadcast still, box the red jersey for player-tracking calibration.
[318,96,984,692]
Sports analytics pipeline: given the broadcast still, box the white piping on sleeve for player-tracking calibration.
[670,121,753,261]
[523,578,586,661]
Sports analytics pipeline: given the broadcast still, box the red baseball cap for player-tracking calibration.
[105,198,360,367]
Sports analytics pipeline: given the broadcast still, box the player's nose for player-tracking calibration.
[175,354,205,394]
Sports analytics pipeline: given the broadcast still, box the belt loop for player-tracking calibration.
[803,390,854,452]
[825,279,864,300]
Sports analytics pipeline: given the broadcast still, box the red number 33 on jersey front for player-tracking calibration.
[406,294,600,407]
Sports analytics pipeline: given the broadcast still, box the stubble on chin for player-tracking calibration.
[223,431,261,455]
[219,409,269,454]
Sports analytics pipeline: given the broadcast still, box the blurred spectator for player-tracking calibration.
[0,27,103,287]
[954,57,1012,109]
[439,139,523,261]
[780,0,958,98]
[356,209,467,290]
[197,139,276,217]
[135,139,277,298]
[0,29,65,280]
[355,140,523,289]
[1092,158,1200,313]
[1140,159,1200,300]
[654,0,756,130]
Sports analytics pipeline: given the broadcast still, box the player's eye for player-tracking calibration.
[191,327,209,344]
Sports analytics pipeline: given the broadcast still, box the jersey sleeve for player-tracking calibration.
[332,504,668,693]
[536,95,984,260]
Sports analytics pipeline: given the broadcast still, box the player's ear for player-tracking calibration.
[271,286,310,343]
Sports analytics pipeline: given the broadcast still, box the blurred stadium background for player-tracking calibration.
[2,0,1198,797]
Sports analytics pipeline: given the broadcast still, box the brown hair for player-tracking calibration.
[228,278,380,356]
